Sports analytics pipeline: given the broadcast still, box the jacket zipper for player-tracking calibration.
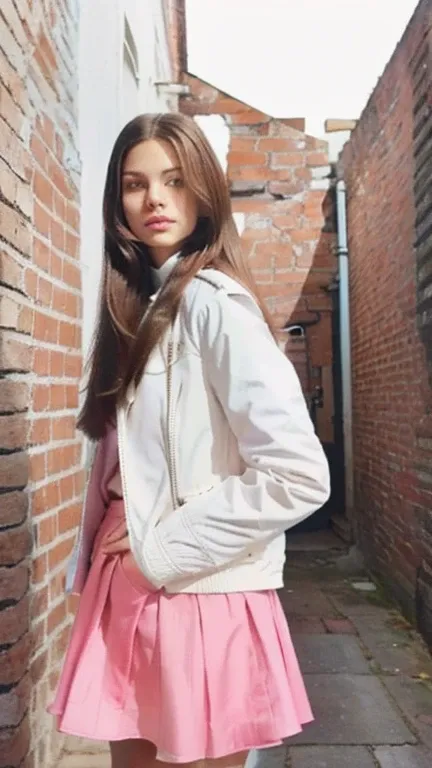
[166,335,184,508]
[117,406,131,533]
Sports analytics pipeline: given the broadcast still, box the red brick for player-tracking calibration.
[230,110,270,125]
[32,481,60,517]
[34,200,50,238]
[58,502,81,534]
[29,452,46,483]
[30,585,48,624]
[0,563,28,603]
[47,600,67,634]
[32,384,50,412]
[258,138,302,151]
[59,319,81,347]
[48,156,72,199]
[47,536,74,570]
[30,133,48,172]
[62,260,81,289]
[0,453,28,489]
[49,570,66,604]
[29,416,50,443]
[52,415,76,441]
[51,218,64,250]
[0,198,31,256]
[59,472,75,503]
[213,97,248,115]
[33,237,50,271]
[52,623,70,660]
[0,595,29,645]
[33,347,50,375]
[229,137,257,152]
[0,524,31,567]
[0,380,28,412]
[50,349,63,376]
[0,414,27,450]
[33,309,58,343]
[33,170,53,209]
[273,214,297,230]
[228,151,267,166]
[51,250,63,279]
[0,632,31,687]
[0,674,30,729]
[0,718,30,766]
[268,180,304,197]
[307,151,329,167]
[270,152,304,168]
[30,649,49,690]
[32,553,47,584]
[37,514,57,552]
[0,84,23,134]
[64,352,81,378]
[0,492,27,528]
[0,248,23,292]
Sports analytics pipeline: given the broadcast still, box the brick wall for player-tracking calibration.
[339,0,432,644]
[164,0,187,83]
[181,74,337,445]
[0,2,82,766]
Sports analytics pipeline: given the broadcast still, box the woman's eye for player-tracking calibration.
[124,181,144,191]
[167,177,183,188]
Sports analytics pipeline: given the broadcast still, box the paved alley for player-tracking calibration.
[59,533,432,768]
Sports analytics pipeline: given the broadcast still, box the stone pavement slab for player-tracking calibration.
[288,616,326,634]
[279,587,338,618]
[59,737,110,768]
[294,635,371,675]
[381,676,432,749]
[290,674,416,745]
[59,754,110,768]
[246,746,286,768]
[289,745,376,768]
[374,745,431,768]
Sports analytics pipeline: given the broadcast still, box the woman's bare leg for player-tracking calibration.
[110,738,156,768]
[156,751,249,768]
[110,741,248,768]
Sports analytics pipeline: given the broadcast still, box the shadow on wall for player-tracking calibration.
[283,185,345,533]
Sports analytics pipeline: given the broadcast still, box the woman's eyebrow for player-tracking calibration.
[122,166,182,177]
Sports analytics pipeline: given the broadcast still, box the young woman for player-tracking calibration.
[50,113,330,768]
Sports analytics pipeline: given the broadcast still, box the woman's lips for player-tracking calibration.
[145,219,174,232]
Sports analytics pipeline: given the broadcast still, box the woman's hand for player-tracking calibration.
[102,525,130,555]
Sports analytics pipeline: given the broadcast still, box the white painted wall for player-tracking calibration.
[78,0,175,358]
[186,0,418,159]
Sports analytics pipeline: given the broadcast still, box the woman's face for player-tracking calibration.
[121,139,199,267]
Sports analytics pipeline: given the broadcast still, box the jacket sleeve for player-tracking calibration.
[140,288,331,588]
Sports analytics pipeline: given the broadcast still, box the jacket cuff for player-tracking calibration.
[138,527,182,588]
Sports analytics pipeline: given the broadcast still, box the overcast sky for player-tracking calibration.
[186,0,418,149]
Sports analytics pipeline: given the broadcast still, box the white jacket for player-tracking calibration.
[110,263,331,594]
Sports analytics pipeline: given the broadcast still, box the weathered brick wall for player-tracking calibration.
[164,0,187,83]
[339,0,432,644]
[0,2,82,766]
[180,74,337,445]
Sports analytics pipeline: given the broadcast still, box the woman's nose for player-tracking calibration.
[145,184,165,210]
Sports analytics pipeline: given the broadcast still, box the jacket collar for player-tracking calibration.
[149,255,253,303]
[150,252,181,301]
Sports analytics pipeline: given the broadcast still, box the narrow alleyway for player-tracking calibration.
[58,533,432,768]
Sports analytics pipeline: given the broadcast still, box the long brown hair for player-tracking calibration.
[78,113,272,439]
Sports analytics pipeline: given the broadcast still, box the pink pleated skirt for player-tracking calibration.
[49,501,313,763]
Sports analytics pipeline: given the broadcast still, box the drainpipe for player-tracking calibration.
[336,179,355,529]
